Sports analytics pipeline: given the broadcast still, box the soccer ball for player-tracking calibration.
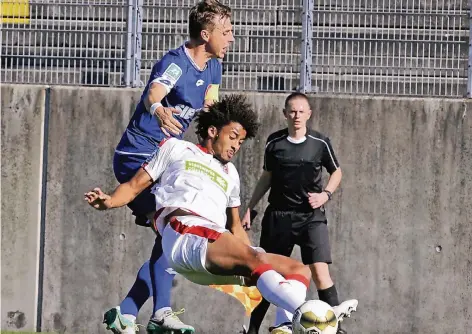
[292,300,338,334]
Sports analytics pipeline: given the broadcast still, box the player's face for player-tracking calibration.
[284,97,312,131]
[212,122,247,163]
[206,15,234,59]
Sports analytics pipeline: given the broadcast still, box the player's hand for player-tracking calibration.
[241,208,251,230]
[84,187,112,210]
[308,192,329,209]
[154,107,183,136]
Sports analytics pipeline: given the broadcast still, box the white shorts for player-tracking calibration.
[161,215,246,286]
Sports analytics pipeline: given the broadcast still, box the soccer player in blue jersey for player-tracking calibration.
[103,1,234,333]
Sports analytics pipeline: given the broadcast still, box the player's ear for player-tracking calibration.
[282,108,288,119]
[201,29,210,42]
[207,125,218,139]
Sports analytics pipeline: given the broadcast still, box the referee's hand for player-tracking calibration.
[242,208,258,230]
[308,192,329,209]
[241,208,251,230]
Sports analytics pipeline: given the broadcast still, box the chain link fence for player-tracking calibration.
[308,0,469,97]
[1,0,470,96]
[140,0,301,91]
[1,0,129,86]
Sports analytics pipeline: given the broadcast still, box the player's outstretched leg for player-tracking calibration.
[161,215,356,333]
[147,238,195,334]
[202,228,312,316]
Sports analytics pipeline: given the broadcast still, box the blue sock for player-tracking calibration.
[119,260,153,316]
[150,236,176,315]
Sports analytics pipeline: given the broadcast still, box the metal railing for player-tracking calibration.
[301,0,470,97]
[139,0,301,91]
[0,0,470,96]
[1,0,129,86]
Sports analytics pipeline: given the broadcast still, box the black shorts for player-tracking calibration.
[259,207,332,264]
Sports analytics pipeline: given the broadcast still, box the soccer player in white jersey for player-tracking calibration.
[85,95,358,331]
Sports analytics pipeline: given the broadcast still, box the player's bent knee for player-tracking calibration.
[300,264,311,279]
[245,249,270,271]
[288,262,310,281]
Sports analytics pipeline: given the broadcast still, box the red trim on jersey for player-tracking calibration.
[159,138,169,147]
[169,217,221,241]
[285,274,310,289]
[251,264,273,280]
[196,144,209,153]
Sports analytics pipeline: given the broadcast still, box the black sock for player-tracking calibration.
[317,285,339,306]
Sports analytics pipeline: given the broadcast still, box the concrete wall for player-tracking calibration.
[1,85,46,331]
[300,96,472,332]
[39,86,159,333]
[1,85,471,333]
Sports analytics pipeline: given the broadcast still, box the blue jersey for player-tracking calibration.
[116,44,222,156]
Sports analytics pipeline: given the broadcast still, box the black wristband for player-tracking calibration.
[324,190,333,200]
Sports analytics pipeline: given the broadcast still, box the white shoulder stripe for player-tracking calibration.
[115,150,152,157]
[265,134,287,149]
[307,135,339,169]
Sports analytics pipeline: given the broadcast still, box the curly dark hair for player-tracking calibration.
[196,94,259,139]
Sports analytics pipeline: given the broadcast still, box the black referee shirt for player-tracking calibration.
[263,128,340,217]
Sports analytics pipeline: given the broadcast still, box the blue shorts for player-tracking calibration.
[113,150,158,217]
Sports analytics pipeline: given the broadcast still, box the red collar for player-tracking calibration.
[196,144,209,153]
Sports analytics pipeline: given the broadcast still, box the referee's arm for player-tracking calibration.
[241,170,271,230]
[322,137,342,195]
[226,207,251,246]
[247,170,272,210]
[325,168,342,194]
[242,138,274,230]
[308,137,343,208]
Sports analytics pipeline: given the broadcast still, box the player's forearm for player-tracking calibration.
[108,183,141,208]
[144,83,167,112]
[247,171,272,209]
[325,168,342,193]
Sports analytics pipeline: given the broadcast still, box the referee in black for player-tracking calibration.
[242,92,347,334]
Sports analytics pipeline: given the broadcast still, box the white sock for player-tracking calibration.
[253,265,308,314]
[274,278,308,326]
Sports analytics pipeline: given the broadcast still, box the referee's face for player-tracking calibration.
[212,122,247,163]
[284,97,312,131]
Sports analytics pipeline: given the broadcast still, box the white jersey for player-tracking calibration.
[143,138,241,234]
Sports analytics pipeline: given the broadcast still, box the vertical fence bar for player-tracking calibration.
[124,0,134,87]
[132,0,143,87]
[300,0,313,93]
[468,0,472,97]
